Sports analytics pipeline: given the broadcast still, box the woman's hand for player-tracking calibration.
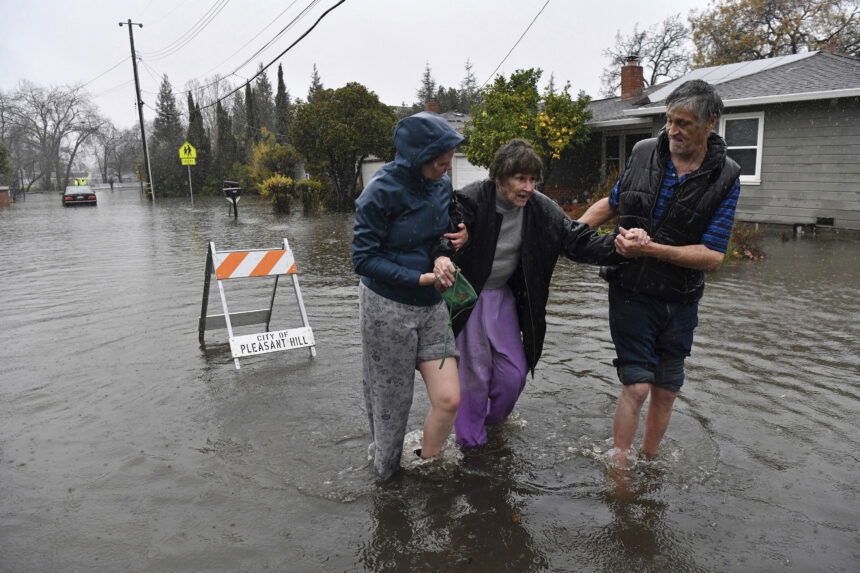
[444,223,469,250]
[433,256,456,288]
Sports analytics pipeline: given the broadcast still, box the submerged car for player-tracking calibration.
[63,185,97,207]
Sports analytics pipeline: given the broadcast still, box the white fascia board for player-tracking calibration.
[623,87,860,117]
[588,117,653,128]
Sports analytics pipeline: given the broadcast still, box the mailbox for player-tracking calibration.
[223,181,241,218]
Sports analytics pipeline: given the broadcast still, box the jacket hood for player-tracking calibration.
[393,111,465,171]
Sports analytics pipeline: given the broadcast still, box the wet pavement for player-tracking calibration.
[0,188,858,572]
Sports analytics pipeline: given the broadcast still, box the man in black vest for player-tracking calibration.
[580,80,741,466]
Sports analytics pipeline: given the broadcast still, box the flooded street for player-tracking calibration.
[1,188,858,572]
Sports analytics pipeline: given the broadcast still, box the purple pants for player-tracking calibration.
[454,287,528,447]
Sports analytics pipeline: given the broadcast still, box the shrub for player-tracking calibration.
[725,222,765,262]
[567,167,620,232]
[295,179,325,213]
[259,174,295,213]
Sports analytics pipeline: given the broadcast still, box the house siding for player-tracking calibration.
[736,98,860,230]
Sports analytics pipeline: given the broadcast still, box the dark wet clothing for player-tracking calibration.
[604,130,741,390]
[447,179,618,374]
[353,112,464,306]
[602,130,741,304]
[352,111,464,479]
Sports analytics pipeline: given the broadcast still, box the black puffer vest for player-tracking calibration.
[603,130,740,303]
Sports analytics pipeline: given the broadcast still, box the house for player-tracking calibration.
[360,105,489,192]
[579,52,860,231]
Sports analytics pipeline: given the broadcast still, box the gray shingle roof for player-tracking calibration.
[589,51,860,123]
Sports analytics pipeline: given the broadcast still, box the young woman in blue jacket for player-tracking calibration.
[352,111,463,479]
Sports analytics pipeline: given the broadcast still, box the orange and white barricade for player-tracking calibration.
[198,238,315,369]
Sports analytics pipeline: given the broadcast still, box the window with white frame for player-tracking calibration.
[719,112,764,184]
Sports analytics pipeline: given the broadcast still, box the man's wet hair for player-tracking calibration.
[489,138,543,182]
[666,80,724,126]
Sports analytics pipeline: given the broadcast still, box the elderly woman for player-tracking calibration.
[352,111,463,479]
[448,139,621,448]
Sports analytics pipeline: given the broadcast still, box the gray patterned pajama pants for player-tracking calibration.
[359,282,458,479]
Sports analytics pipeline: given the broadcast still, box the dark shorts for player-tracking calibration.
[608,285,698,393]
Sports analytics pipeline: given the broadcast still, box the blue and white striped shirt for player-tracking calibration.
[609,159,740,253]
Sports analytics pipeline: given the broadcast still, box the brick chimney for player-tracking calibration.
[620,56,644,100]
[424,101,441,114]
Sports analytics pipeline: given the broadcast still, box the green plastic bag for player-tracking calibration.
[435,267,477,368]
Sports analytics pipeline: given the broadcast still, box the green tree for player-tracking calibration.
[214,99,238,181]
[150,75,185,196]
[459,59,482,111]
[0,139,12,184]
[186,93,212,193]
[308,63,323,103]
[463,69,591,183]
[291,82,396,210]
[254,63,275,133]
[243,82,259,155]
[691,0,860,66]
[416,61,437,106]
[434,86,460,113]
[229,91,246,162]
[274,63,292,144]
[248,128,301,188]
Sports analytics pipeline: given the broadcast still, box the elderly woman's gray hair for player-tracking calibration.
[488,138,543,182]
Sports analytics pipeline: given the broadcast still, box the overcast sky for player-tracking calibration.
[1,0,711,130]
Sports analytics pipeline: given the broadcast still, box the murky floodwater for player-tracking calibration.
[1,188,857,572]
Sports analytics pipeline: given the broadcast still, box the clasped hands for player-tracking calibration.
[614,226,652,258]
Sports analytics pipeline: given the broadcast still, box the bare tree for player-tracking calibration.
[6,81,102,189]
[691,0,860,66]
[111,127,141,182]
[185,74,233,141]
[600,14,692,98]
[89,120,119,183]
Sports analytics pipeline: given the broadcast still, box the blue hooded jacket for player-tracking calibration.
[352,112,465,306]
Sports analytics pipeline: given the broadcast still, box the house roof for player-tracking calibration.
[441,110,470,133]
[588,51,860,125]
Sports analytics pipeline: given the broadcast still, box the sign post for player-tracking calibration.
[179,142,197,206]
[198,238,316,369]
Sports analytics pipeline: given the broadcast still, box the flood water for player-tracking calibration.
[1,188,858,572]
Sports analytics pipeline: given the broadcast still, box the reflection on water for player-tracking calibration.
[0,191,858,571]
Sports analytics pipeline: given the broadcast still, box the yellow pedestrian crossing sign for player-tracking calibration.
[179,142,197,166]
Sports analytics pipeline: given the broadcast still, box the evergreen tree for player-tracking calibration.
[243,82,258,157]
[254,63,275,133]
[150,74,185,196]
[434,86,460,113]
[214,100,238,180]
[416,61,437,105]
[186,93,212,193]
[229,92,246,162]
[274,63,292,144]
[308,63,323,102]
[459,59,481,111]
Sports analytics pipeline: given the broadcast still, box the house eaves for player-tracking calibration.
[589,117,652,128]
[623,86,860,117]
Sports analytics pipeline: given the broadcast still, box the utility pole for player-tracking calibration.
[119,19,156,204]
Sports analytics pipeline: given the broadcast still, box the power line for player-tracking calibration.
[176,0,321,102]
[141,0,231,61]
[81,57,131,89]
[199,0,347,112]
[480,0,552,90]
[91,79,136,99]
[200,0,305,76]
